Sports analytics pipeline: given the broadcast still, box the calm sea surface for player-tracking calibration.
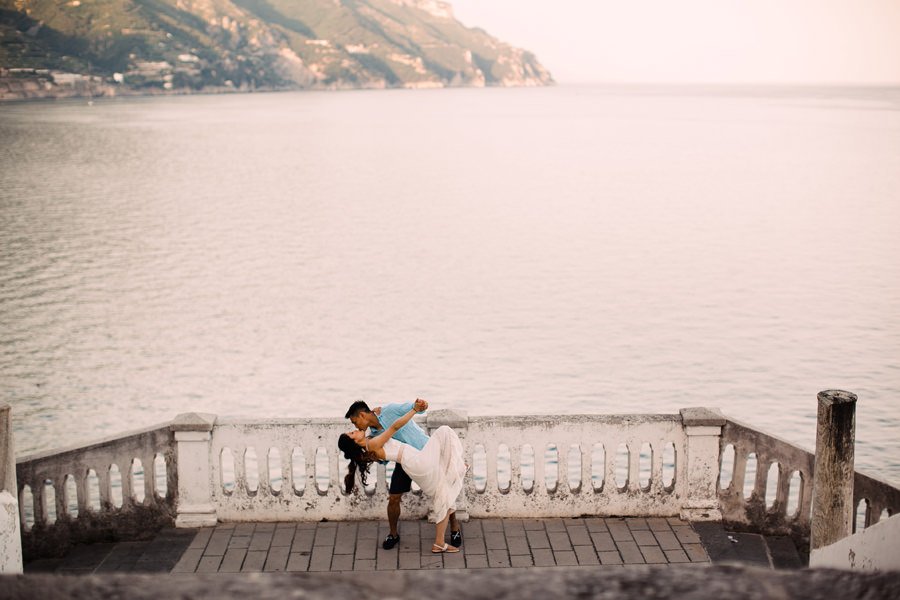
[1,85,899,484]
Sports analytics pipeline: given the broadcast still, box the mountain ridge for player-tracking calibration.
[0,0,553,99]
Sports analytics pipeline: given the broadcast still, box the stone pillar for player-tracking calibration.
[811,390,857,551]
[679,407,725,521]
[172,413,218,528]
[0,403,23,573]
[425,409,469,522]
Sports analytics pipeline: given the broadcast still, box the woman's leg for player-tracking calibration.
[433,510,454,547]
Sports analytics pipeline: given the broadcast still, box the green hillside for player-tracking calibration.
[0,0,553,97]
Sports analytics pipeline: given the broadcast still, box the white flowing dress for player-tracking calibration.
[382,426,467,522]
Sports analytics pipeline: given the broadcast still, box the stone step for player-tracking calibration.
[692,522,804,569]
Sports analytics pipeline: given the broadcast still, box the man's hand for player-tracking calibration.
[414,398,429,412]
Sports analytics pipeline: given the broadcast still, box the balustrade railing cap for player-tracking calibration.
[425,409,468,429]
[679,407,726,427]
[171,412,217,432]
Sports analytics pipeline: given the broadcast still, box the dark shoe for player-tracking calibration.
[450,530,462,548]
[382,534,400,550]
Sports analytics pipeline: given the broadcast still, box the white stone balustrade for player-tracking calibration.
[11,405,900,562]
[1,403,23,573]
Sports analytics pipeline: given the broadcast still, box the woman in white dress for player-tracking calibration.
[338,403,467,553]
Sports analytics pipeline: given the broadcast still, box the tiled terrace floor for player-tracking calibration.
[174,517,709,573]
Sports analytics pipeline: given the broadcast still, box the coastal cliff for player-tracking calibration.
[0,0,553,100]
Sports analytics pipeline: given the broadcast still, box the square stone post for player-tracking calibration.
[172,412,218,528]
[425,409,469,522]
[0,404,23,573]
[679,407,725,521]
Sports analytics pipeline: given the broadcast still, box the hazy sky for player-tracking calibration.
[450,0,900,84]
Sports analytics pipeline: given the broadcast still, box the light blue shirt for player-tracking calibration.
[370,401,429,450]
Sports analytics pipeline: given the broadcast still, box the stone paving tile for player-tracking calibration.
[667,517,685,526]
[314,526,337,547]
[241,551,267,572]
[554,550,578,566]
[376,547,397,570]
[308,546,333,572]
[526,529,550,549]
[188,528,213,550]
[286,552,310,572]
[507,536,530,555]
[216,523,236,530]
[485,531,507,550]
[683,543,710,562]
[632,530,659,546]
[544,518,566,532]
[271,527,296,547]
[421,553,443,569]
[626,518,649,530]
[584,518,607,532]
[664,549,691,563]
[548,531,573,552]
[465,554,488,568]
[220,548,247,572]
[653,530,682,550]
[264,546,291,571]
[354,559,376,571]
[256,523,276,532]
[482,519,503,532]
[234,523,255,536]
[647,518,672,532]
[574,545,600,566]
[607,520,634,542]
[640,546,667,564]
[511,554,534,567]
[598,551,623,565]
[523,520,545,531]
[462,520,484,538]
[358,522,378,539]
[464,537,486,555]
[171,548,204,573]
[399,552,421,570]
[532,548,555,567]
[196,555,223,573]
[487,549,511,568]
[503,520,526,537]
[616,541,645,564]
[590,531,616,552]
[228,536,251,549]
[443,552,466,570]
[331,554,355,571]
[291,529,315,553]
[204,531,231,556]
[565,524,592,546]
[672,526,701,544]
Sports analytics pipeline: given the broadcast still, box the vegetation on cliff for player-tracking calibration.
[0,0,552,95]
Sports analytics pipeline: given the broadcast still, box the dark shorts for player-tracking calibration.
[389,462,413,495]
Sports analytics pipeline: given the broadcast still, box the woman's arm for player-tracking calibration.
[365,401,424,451]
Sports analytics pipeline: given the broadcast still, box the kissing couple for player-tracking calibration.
[338,398,467,554]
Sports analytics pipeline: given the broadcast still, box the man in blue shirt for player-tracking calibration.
[345,398,462,550]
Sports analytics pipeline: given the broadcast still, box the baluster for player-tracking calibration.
[508,444,521,494]
[329,446,340,497]
[121,461,134,507]
[651,441,663,492]
[580,444,591,495]
[143,452,155,504]
[258,445,271,496]
[485,440,498,494]
[97,467,110,510]
[538,440,551,495]
[234,446,247,495]
[605,441,617,493]
[33,479,46,526]
[76,469,89,513]
[305,448,317,495]
[731,445,749,496]
[55,475,67,519]
[281,446,292,496]
[775,463,790,515]
[627,441,640,493]
[556,443,567,494]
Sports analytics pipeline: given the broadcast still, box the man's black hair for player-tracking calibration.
[345,400,371,420]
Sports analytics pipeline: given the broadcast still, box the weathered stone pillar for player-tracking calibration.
[811,390,857,551]
[679,407,725,521]
[0,403,23,573]
[425,409,469,522]
[172,413,218,528]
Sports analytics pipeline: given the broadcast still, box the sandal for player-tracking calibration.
[432,543,460,554]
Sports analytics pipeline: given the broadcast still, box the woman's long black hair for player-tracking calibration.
[338,434,373,494]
